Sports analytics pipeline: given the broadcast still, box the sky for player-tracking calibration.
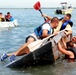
[0,0,76,8]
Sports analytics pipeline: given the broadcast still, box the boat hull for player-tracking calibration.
[55,8,73,15]
[5,31,71,68]
[62,8,73,14]
[0,19,19,28]
[5,42,54,68]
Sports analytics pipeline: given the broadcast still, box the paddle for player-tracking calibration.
[27,30,66,52]
[27,33,55,52]
[33,1,46,21]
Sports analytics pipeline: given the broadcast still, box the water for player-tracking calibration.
[0,8,76,75]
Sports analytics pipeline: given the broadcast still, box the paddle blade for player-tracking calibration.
[33,1,41,10]
[28,40,42,52]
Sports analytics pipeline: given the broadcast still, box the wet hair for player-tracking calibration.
[65,13,71,19]
[66,41,74,48]
[51,17,59,23]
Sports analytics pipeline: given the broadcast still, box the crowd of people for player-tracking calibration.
[0,13,76,63]
[0,12,14,22]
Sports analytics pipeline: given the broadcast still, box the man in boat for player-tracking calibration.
[1,17,59,62]
[42,13,73,35]
[0,13,5,22]
[5,12,14,21]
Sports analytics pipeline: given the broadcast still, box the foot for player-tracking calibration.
[1,54,8,61]
[9,55,15,62]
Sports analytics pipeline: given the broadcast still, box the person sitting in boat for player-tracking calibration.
[1,17,59,62]
[5,12,14,21]
[0,12,5,22]
[42,13,73,35]
[58,40,76,62]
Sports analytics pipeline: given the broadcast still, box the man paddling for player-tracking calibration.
[1,17,59,62]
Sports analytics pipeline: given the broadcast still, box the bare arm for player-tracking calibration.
[41,29,50,38]
[42,14,52,20]
[57,42,74,58]
[61,38,67,49]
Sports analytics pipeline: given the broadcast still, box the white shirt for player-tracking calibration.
[42,23,53,34]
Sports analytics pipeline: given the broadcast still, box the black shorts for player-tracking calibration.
[25,35,36,43]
